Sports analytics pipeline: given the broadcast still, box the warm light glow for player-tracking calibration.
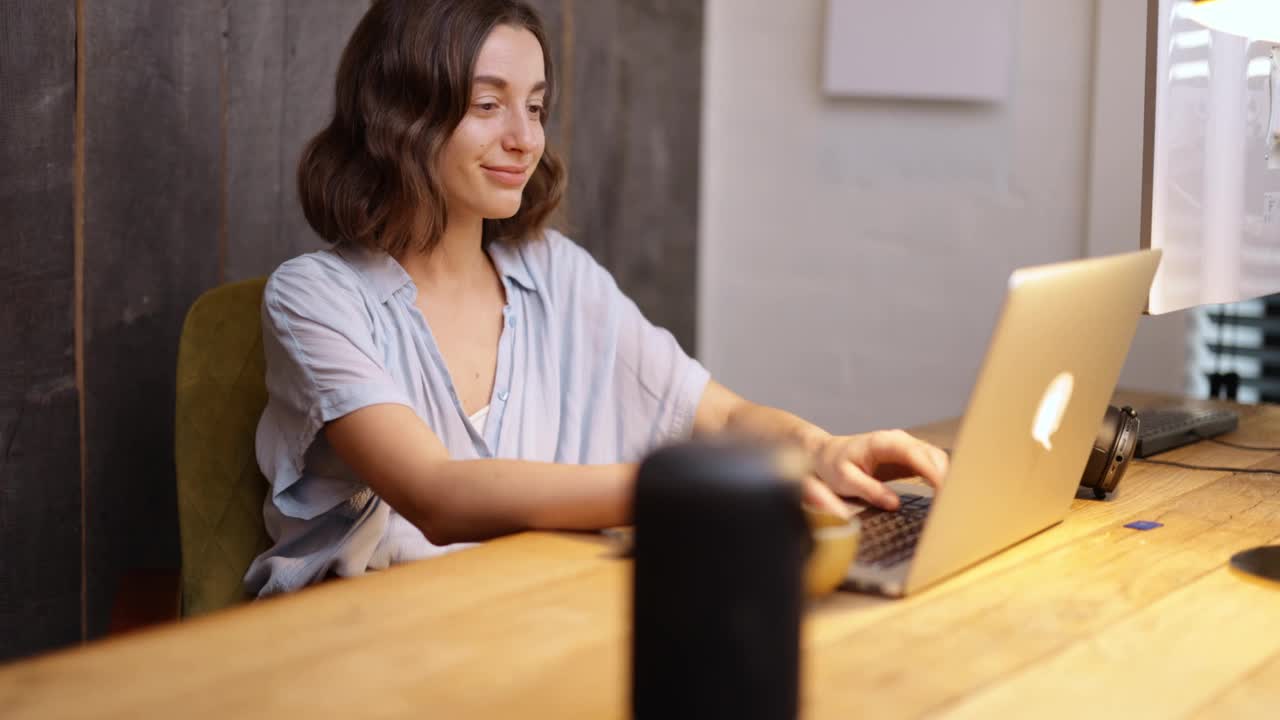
[1031,373,1074,452]
[1185,0,1280,44]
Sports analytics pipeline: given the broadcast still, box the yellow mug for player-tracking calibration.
[802,506,861,598]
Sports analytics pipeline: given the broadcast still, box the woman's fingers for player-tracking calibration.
[802,474,852,519]
[833,460,901,510]
[810,431,950,512]
[867,431,948,488]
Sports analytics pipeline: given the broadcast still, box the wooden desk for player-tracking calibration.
[4,396,1280,718]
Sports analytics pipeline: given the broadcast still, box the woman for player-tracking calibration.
[246,0,948,596]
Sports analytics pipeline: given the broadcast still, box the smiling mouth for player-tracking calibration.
[482,166,528,187]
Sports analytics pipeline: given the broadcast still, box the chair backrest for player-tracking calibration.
[175,276,271,617]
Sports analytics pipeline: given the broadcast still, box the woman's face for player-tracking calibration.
[438,24,548,225]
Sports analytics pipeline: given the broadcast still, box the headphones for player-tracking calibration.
[1080,405,1140,499]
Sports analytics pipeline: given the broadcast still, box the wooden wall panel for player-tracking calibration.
[80,0,224,638]
[223,0,287,282]
[223,1,366,282]
[531,0,702,353]
[273,1,370,274]
[526,0,567,202]
[0,1,81,662]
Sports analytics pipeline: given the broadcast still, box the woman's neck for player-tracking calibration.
[397,215,493,294]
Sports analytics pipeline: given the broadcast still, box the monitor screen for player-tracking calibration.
[1143,0,1280,314]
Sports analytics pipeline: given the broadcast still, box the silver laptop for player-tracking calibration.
[844,249,1162,597]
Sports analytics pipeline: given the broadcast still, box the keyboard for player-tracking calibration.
[854,493,933,569]
[1135,406,1239,458]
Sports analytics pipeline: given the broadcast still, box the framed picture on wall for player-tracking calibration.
[823,0,1014,102]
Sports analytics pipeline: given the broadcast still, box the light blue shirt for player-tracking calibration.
[245,230,710,596]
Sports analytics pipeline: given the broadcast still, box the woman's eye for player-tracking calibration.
[474,101,499,112]
[528,105,545,117]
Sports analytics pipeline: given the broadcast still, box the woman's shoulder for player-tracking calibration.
[269,243,405,297]
[508,228,612,294]
[268,247,359,290]
[263,247,378,320]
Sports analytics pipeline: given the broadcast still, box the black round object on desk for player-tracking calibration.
[630,440,811,720]
[1081,405,1140,499]
[1230,545,1280,584]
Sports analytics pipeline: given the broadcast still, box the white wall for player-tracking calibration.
[699,0,1186,434]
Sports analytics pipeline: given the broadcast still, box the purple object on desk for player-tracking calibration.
[1124,521,1163,531]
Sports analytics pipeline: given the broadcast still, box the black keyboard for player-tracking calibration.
[1135,406,1239,458]
[854,493,933,569]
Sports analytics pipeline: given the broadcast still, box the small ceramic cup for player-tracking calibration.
[802,507,861,598]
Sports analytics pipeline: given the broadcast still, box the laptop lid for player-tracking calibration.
[903,249,1162,595]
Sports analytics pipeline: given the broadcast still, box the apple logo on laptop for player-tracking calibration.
[1032,372,1075,451]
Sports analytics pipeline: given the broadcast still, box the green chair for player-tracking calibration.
[174,277,272,617]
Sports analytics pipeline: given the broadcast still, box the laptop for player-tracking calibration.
[842,249,1162,597]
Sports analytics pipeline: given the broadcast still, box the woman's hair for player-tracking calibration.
[298,0,565,256]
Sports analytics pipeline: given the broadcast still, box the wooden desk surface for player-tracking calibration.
[4,394,1280,718]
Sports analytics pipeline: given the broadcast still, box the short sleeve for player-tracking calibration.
[614,286,711,446]
[255,257,413,520]
[541,232,710,452]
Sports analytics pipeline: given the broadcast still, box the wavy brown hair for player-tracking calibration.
[298,0,565,256]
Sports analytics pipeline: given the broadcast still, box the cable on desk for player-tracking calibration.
[1136,458,1280,475]
[1175,428,1280,452]
[1203,437,1280,452]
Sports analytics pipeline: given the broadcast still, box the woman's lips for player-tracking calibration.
[482,165,528,187]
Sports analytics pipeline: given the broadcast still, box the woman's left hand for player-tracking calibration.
[805,430,949,513]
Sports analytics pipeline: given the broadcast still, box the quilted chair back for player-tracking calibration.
[175,277,272,617]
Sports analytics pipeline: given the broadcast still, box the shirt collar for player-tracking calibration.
[486,240,537,293]
[335,243,412,303]
[335,240,537,303]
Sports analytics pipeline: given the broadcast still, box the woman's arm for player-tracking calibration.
[693,379,949,514]
[325,403,634,545]
[324,379,946,544]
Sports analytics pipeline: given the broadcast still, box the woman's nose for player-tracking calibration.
[503,110,538,152]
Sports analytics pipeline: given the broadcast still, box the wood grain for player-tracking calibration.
[2,399,1278,718]
[943,565,1280,718]
[530,0,702,354]
[0,0,82,662]
[80,0,224,639]
[805,454,1280,717]
[0,533,620,719]
[1195,642,1280,717]
[223,0,364,281]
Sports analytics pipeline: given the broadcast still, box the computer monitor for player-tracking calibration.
[1142,0,1280,315]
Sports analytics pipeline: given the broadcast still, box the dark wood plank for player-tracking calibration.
[0,1,82,662]
[223,0,287,282]
[525,0,566,148]
[274,1,369,273]
[223,0,365,281]
[80,0,223,639]
[558,0,702,353]
[107,569,180,636]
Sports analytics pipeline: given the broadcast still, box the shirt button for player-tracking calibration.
[498,390,509,402]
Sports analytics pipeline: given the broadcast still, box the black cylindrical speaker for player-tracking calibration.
[631,440,812,719]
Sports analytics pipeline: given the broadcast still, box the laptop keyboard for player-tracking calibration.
[854,493,934,568]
